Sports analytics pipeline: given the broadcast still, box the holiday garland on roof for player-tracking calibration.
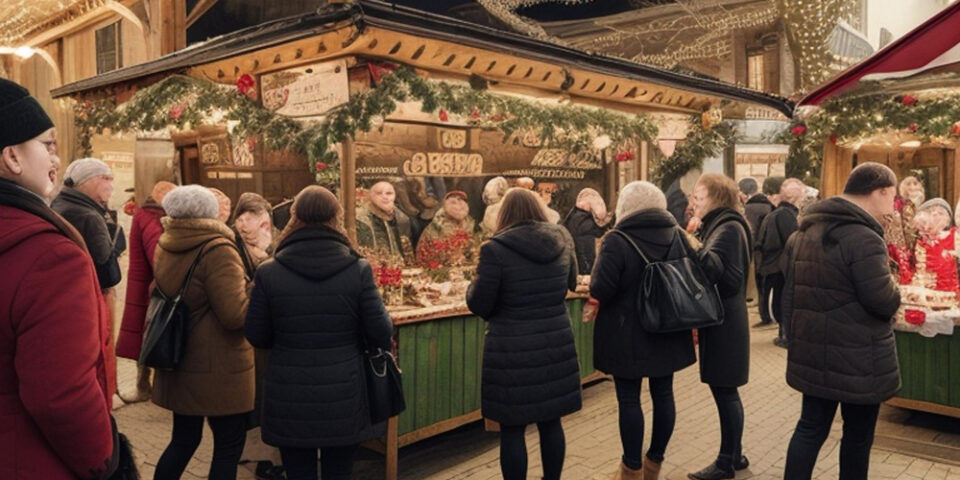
[782,86,960,182]
[74,65,658,184]
[649,115,739,189]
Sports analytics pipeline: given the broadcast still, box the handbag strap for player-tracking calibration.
[173,238,217,299]
[612,230,651,264]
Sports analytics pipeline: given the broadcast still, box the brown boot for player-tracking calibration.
[642,459,662,480]
[613,461,642,480]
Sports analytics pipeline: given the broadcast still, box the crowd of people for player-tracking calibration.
[0,76,913,480]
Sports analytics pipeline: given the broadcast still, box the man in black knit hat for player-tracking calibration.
[0,78,117,480]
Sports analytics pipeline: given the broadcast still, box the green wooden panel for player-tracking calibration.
[449,317,465,416]
[435,319,453,424]
[895,330,950,405]
[397,326,416,435]
[414,321,436,431]
[950,330,960,408]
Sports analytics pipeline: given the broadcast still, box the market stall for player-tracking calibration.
[51,1,791,477]
[789,0,960,419]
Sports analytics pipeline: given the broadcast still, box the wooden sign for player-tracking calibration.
[261,59,349,117]
[198,133,232,165]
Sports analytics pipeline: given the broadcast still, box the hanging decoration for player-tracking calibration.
[649,114,739,189]
[74,66,659,185]
[777,0,858,90]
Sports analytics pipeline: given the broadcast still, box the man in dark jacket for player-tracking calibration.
[51,157,121,290]
[755,178,804,331]
[739,177,772,305]
[780,162,900,480]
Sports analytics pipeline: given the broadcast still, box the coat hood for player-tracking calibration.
[491,221,571,264]
[274,226,359,279]
[615,209,678,247]
[53,187,106,215]
[799,197,884,237]
[158,217,235,253]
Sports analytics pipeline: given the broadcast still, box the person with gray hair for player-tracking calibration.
[755,178,805,334]
[588,181,696,480]
[152,184,254,480]
[481,176,509,235]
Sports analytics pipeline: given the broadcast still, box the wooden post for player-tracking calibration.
[385,416,399,480]
[160,0,186,55]
[341,138,357,244]
[639,141,649,181]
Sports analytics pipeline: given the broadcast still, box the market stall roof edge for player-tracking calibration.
[50,0,793,117]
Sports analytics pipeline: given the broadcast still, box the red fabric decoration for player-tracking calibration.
[902,95,919,105]
[616,151,635,162]
[917,226,960,292]
[791,125,807,135]
[904,309,926,325]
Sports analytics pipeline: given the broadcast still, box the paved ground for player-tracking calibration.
[113,309,960,479]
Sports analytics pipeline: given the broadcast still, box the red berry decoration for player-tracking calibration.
[790,125,806,136]
[439,109,449,122]
[169,103,184,120]
[908,123,919,132]
[901,95,918,106]
[615,151,635,162]
[236,73,256,97]
[315,162,328,171]
[952,121,960,136]
[829,134,838,144]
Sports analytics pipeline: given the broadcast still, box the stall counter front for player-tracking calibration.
[888,325,960,419]
[368,293,601,480]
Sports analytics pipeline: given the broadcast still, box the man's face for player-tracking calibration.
[444,196,469,221]
[370,182,396,213]
[235,210,270,245]
[78,174,114,205]
[0,128,58,199]
[870,186,897,219]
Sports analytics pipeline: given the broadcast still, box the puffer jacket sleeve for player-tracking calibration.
[466,241,501,319]
[357,260,393,351]
[561,227,578,291]
[13,242,113,479]
[842,227,901,321]
[589,233,624,304]
[699,222,748,296]
[203,242,251,331]
[779,232,799,343]
[244,267,273,348]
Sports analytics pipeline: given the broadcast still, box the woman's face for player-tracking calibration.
[691,184,712,219]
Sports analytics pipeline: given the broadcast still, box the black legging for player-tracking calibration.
[154,412,248,480]
[280,444,358,480]
[614,375,676,469]
[500,418,565,480]
[710,385,744,468]
[785,395,880,480]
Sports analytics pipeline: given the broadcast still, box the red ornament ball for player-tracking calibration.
[904,309,925,325]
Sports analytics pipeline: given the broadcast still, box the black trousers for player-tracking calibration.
[613,375,676,469]
[759,273,784,325]
[785,395,880,480]
[500,418,565,480]
[280,444,359,480]
[710,386,744,469]
[154,412,248,480]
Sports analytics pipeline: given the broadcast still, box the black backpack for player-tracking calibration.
[613,229,723,333]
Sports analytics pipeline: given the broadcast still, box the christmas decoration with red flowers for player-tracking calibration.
[236,74,257,99]
[791,125,807,136]
[616,151,635,162]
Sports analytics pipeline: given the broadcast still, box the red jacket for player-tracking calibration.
[116,202,165,360]
[0,204,114,480]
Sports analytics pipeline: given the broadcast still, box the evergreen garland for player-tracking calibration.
[650,115,739,189]
[74,66,660,184]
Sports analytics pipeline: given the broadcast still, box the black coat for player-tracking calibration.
[563,207,610,274]
[51,188,121,289]
[245,226,393,447]
[781,197,901,404]
[696,207,751,388]
[744,194,773,241]
[466,221,582,426]
[756,202,799,276]
[589,210,696,379]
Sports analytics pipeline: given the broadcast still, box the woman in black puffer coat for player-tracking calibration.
[562,187,612,274]
[590,181,696,480]
[245,186,393,480]
[688,174,752,480]
[467,188,582,480]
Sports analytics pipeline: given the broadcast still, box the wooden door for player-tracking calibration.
[179,146,201,185]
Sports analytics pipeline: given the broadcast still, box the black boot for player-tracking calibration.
[687,455,735,480]
[734,455,749,471]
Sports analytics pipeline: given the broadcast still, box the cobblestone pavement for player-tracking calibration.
[113,309,960,479]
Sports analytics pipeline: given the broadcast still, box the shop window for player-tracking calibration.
[747,53,764,91]
[96,22,122,74]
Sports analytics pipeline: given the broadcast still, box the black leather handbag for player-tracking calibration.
[139,240,213,370]
[364,348,406,423]
[613,230,724,333]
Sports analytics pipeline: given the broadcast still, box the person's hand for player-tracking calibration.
[686,216,702,234]
[583,297,599,323]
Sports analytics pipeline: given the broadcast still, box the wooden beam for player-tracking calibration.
[341,138,357,244]
[105,0,145,35]
[24,5,116,48]
[159,0,186,55]
[185,0,219,29]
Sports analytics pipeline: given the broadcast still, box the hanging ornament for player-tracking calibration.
[791,125,807,136]
[439,109,449,122]
[236,73,257,99]
[700,107,723,130]
[615,151,635,162]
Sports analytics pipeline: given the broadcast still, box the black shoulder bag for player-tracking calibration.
[613,229,724,333]
[364,347,406,423]
[139,239,214,370]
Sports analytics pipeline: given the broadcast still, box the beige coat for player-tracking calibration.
[152,217,254,416]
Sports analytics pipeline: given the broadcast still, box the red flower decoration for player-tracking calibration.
[908,123,919,132]
[169,103,184,120]
[791,125,807,136]
[904,309,926,325]
[236,74,256,97]
[616,151,635,162]
[829,134,838,144]
[439,109,449,122]
[952,121,960,136]
[315,162,328,171]
[428,261,441,269]
[471,109,481,118]
[901,95,918,106]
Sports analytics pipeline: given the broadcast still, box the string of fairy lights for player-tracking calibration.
[0,0,104,47]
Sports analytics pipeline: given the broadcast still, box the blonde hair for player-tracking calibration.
[696,173,742,213]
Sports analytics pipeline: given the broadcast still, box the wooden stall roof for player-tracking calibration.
[50,0,793,116]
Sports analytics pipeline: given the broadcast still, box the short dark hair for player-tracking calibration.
[762,176,784,195]
[738,178,758,196]
[843,162,897,196]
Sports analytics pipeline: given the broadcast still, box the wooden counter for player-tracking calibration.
[887,327,960,419]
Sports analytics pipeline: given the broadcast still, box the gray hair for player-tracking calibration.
[482,176,509,205]
[616,181,666,222]
[162,185,219,219]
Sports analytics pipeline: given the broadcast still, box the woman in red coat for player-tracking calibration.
[116,181,174,402]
